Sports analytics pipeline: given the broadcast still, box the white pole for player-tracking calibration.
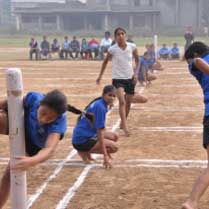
[6,68,27,209]
[154,34,158,61]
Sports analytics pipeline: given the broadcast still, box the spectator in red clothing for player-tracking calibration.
[88,37,100,59]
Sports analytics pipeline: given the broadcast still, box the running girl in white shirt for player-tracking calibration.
[96,27,147,136]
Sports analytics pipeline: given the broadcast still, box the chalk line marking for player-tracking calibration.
[27,150,77,209]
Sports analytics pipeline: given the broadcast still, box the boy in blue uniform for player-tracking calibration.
[138,52,157,86]
[72,85,119,169]
[170,43,180,59]
[147,44,164,71]
[182,42,209,209]
[159,44,170,59]
[0,89,93,208]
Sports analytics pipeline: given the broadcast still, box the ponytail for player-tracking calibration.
[67,104,95,124]
[76,97,102,123]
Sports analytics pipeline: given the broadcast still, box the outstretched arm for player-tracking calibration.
[97,128,112,169]
[11,133,60,171]
[96,52,112,84]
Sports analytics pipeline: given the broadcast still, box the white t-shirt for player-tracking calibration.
[108,42,137,79]
[100,38,112,47]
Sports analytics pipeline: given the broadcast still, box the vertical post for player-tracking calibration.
[104,14,109,31]
[38,16,43,31]
[6,68,27,209]
[15,15,20,31]
[129,15,133,31]
[154,34,158,60]
[56,15,61,31]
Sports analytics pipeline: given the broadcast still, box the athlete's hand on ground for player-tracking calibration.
[11,156,35,171]
[103,155,112,169]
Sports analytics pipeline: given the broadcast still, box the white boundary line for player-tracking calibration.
[0,159,207,168]
[27,150,77,208]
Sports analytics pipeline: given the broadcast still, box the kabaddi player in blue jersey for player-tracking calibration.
[72,85,118,169]
[138,52,157,86]
[182,42,209,209]
[147,44,164,71]
[0,89,93,208]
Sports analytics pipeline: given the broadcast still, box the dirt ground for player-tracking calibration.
[0,48,208,209]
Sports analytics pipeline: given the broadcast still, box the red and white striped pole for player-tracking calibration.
[6,68,27,209]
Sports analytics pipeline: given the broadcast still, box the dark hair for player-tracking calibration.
[77,85,116,123]
[40,90,95,123]
[114,27,126,37]
[40,90,67,115]
[105,31,111,36]
[185,41,209,60]
[102,85,116,95]
[144,51,149,56]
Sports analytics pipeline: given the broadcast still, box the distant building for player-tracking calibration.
[12,0,203,33]
[0,0,12,26]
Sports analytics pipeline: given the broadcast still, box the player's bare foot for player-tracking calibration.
[182,201,197,209]
[124,129,130,137]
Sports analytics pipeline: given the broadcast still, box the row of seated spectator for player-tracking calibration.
[29,31,113,60]
[158,43,180,60]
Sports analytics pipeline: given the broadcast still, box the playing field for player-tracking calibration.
[0,47,209,209]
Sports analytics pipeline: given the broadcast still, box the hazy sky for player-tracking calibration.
[12,0,87,3]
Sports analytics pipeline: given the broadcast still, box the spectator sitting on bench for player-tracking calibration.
[40,36,50,59]
[80,38,90,59]
[69,36,80,59]
[88,37,100,59]
[170,43,180,59]
[158,44,170,60]
[60,36,70,59]
[99,31,112,60]
[29,37,39,60]
[51,38,60,59]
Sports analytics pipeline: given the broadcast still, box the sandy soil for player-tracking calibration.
[0,48,207,209]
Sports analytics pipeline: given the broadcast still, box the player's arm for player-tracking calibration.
[133,48,140,81]
[96,52,112,84]
[97,128,111,169]
[142,66,148,85]
[193,58,209,75]
[11,133,60,171]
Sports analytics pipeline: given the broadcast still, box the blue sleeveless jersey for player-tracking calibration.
[189,54,209,116]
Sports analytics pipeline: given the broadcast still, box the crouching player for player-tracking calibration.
[138,51,157,86]
[0,89,92,208]
[72,85,119,169]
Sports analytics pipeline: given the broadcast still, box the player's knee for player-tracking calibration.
[113,133,119,142]
[140,96,148,103]
[111,144,118,153]
[107,144,118,153]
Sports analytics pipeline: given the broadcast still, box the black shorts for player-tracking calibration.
[203,115,209,149]
[25,138,41,156]
[112,79,136,95]
[73,137,97,152]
